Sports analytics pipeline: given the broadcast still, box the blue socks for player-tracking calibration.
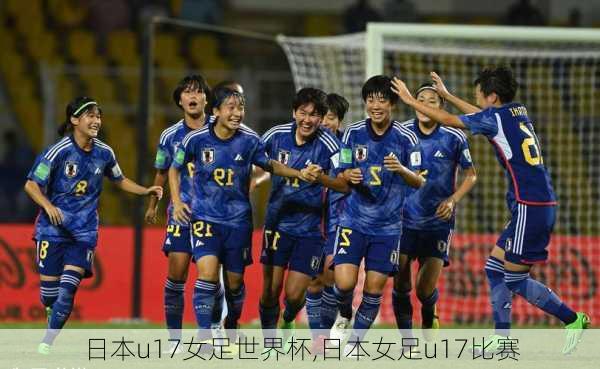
[40,280,60,307]
[305,290,322,337]
[334,285,353,320]
[224,284,246,330]
[320,285,338,330]
[193,279,218,331]
[164,278,185,338]
[283,298,305,323]
[259,302,280,339]
[43,270,82,345]
[419,288,439,328]
[505,270,577,324]
[351,292,382,340]
[211,284,225,327]
[485,256,512,336]
[392,289,413,330]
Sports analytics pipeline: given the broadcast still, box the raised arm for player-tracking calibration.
[431,72,481,114]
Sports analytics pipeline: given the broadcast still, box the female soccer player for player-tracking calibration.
[144,75,220,350]
[331,76,424,355]
[25,97,163,354]
[305,93,350,346]
[393,83,477,340]
[391,68,589,354]
[168,86,318,345]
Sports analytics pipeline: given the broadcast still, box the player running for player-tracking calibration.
[169,86,317,347]
[393,83,477,341]
[391,67,590,354]
[25,97,163,354]
[259,87,349,351]
[331,75,425,355]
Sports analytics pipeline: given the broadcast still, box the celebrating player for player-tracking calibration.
[259,87,349,350]
[391,67,589,354]
[304,93,350,345]
[25,97,163,354]
[169,86,317,346]
[393,83,477,340]
[331,76,425,355]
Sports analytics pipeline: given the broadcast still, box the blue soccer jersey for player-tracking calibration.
[339,119,420,236]
[27,136,124,245]
[325,129,346,234]
[262,122,342,238]
[401,119,473,230]
[154,116,212,225]
[459,103,556,207]
[172,123,270,227]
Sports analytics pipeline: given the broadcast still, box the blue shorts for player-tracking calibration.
[333,227,400,275]
[35,239,95,278]
[191,220,252,274]
[162,224,193,256]
[400,227,453,267]
[260,228,324,277]
[324,229,337,256]
[497,203,556,265]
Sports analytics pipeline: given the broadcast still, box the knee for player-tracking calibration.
[196,269,218,282]
[168,268,188,281]
[285,288,305,305]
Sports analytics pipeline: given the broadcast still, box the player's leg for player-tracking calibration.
[319,229,338,331]
[332,227,364,330]
[392,254,413,335]
[306,276,324,339]
[36,240,60,323]
[502,205,589,354]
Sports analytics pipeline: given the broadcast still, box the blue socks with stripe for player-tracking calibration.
[164,278,185,339]
[305,290,322,337]
[485,256,512,336]
[43,270,82,345]
[351,292,382,340]
[224,284,246,330]
[193,279,218,333]
[505,270,577,324]
[334,285,353,320]
[40,280,60,307]
[320,285,338,330]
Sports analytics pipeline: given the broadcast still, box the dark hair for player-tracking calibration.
[211,86,245,112]
[58,96,100,136]
[361,75,398,105]
[473,66,517,104]
[206,80,244,114]
[172,74,210,109]
[415,82,444,105]
[326,93,350,121]
[292,87,328,117]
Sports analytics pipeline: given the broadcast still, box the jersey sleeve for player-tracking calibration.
[153,138,172,170]
[104,152,124,181]
[172,134,194,170]
[339,131,354,171]
[27,149,53,187]
[458,137,474,169]
[459,108,498,138]
[250,139,271,170]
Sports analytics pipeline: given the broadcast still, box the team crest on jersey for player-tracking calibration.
[202,148,215,164]
[355,145,368,162]
[278,150,291,165]
[64,161,78,178]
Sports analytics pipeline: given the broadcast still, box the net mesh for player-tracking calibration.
[278,30,600,326]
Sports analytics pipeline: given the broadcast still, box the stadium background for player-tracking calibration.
[0,0,599,327]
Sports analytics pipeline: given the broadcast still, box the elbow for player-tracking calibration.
[23,180,33,194]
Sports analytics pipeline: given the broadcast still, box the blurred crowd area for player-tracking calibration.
[0,0,597,223]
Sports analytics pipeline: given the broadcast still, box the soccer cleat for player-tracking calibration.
[162,341,183,355]
[343,342,355,357]
[311,334,327,355]
[562,312,590,355]
[422,305,440,342]
[281,320,296,352]
[45,306,52,324]
[330,316,351,347]
[470,334,511,355]
[37,343,51,355]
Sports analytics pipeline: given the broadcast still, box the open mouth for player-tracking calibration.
[188,101,198,108]
[371,111,384,120]
[299,123,313,134]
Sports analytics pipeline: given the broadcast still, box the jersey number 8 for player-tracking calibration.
[520,123,543,166]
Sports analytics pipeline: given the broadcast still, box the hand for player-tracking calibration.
[172,201,191,224]
[391,77,415,104]
[435,198,456,221]
[144,205,158,224]
[383,154,407,174]
[430,71,450,98]
[300,164,322,183]
[343,168,363,185]
[146,186,163,200]
[44,204,64,226]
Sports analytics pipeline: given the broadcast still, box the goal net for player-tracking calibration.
[278,24,600,326]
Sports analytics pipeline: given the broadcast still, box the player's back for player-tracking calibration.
[461,103,556,207]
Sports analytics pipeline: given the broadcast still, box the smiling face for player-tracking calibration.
[179,84,207,118]
[213,95,245,132]
[365,93,393,127]
[293,103,322,141]
[322,110,341,133]
[416,89,443,124]
[71,106,101,139]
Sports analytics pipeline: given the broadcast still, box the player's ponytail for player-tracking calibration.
[58,96,99,136]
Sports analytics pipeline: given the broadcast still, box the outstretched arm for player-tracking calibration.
[391,77,466,130]
[430,72,481,114]
[114,177,163,198]
[145,169,167,224]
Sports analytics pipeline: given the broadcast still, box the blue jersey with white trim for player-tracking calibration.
[339,119,420,236]
[172,123,270,227]
[325,129,347,234]
[262,122,342,237]
[401,119,473,230]
[27,136,124,244]
[154,116,212,226]
[460,103,556,207]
